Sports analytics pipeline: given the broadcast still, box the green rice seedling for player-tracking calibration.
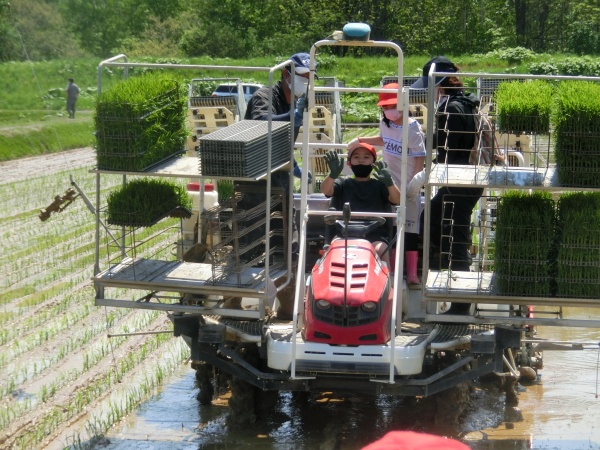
[494,191,555,296]
[106,178,191,226]
[495,80,553,134]
[0,287,91,343]
[0,308,131,406]
[2,314,174,446]
[94,72,188,171]
[555,192,600,297]
[0,399,29,429]
[0,166,194,447]
[217,179,234,204]
[553,81,600,187]
[82,337,188,444]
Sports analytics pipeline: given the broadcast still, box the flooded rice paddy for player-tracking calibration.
[2,149,598,449]
[101,307,600,450]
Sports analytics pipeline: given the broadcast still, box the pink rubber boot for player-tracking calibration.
[405,251,421,289]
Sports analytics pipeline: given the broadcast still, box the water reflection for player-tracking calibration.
[102,309,600,450]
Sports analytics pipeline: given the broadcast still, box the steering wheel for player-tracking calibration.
[324,203,386,239]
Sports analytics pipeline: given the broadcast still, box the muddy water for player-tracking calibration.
[102,308,600,450]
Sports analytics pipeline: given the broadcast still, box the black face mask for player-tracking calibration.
[350,164,373,178]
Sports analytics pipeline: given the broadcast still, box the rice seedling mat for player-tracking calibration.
[95,74,187,172]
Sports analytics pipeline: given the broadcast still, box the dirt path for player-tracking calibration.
[0,147,95,185]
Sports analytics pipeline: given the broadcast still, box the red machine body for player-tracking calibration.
[303,238,393,345]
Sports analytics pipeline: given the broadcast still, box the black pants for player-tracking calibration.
[405,231,419,252]
[429,186,483,271]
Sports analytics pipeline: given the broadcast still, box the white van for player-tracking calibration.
[211,83,264,103]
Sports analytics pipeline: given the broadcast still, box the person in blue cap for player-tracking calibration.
[245,52,315,181]
[227,53,317,316]
[244,52,316,182]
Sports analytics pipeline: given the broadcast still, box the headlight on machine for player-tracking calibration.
[362,301,377,312]
[316,299,331,310]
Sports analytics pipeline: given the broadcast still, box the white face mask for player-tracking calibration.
[290,74,308,97]
[383,109,401,121]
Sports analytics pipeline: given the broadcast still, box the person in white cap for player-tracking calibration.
[245,52,314,141]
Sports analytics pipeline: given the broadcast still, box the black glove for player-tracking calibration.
[372,161,394,187]
[323,150,345,179]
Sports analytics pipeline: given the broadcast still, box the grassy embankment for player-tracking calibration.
[0,53,550,162]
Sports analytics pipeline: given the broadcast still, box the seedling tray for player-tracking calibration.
[198,120,291,178]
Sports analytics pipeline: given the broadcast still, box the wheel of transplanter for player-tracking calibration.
[226,345,261,425]
[430,351,474,430]
[433,382,473,430]
[228,375,257,424]
[193,362,214,405]
[226,344,280,424]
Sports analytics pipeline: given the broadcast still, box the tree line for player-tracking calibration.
[1,0,599,62]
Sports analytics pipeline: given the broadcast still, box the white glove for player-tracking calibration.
[347,137,362,152]
[407,169,426,200]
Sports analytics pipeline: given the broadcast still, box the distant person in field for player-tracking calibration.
[65,78,80,119]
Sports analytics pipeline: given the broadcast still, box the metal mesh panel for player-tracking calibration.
[494,226,554,297]
[477,78,519,107]
[556,215,600,297]
[201,187,287,287]
[555,121,600,187]
[198,120,291,178]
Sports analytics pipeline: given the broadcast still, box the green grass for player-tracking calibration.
[0,58,100,111]
[0,110,70,126]
[0,113,94,161]
[0,52,584,162]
